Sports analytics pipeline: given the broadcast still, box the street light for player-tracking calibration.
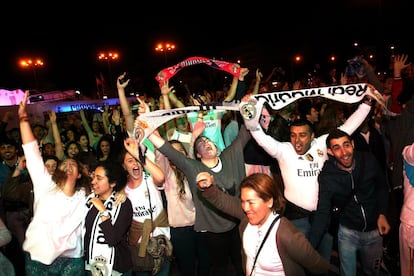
[290,54,303,83]
[19,58,44,91]
[155,43,176,65]
[97,51,119,97]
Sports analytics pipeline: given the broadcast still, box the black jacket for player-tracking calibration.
[309,151,389,248]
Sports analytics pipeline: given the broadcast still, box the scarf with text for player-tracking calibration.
[133,83,385,144]
[85,192,122,276]
[155,56,241,85]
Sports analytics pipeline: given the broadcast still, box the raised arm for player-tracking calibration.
[123,137,165,185]
[160,80,173,110]
[79,109,95,145]
[42,117,54,145]
[223,65,249,102]
[116,72,135,135]
[196,172,245,220]
[143,154,165,186]
[391,54,410,113]
[159,80,179,139]
[49,110,64,160]
[338,97,373,135]
[19,91,35,144]
[101,105,111,135]
[251,69,263,95]
[165,81,186,108]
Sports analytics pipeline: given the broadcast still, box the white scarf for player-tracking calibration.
[133,83,387,143]
[85,192,122,276]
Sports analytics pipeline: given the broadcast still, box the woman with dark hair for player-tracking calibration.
[77,132,96,159]
[18,91,92,275]
[118,145,169,276]
[84,162,133,275]
[195,172,331,276]
[63,128,78,148]
[95,134,116,165]
[64,141,82,160]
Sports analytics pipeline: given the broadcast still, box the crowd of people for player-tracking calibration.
[0,52,413,276]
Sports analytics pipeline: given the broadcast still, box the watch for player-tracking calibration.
[99,210,111,219]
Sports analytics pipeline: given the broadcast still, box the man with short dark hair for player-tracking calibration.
[243,95,375,268]
[310,128,390,275]
[0,138,20,189]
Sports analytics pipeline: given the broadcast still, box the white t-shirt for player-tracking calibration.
[244,213,284,276]
[125,173,170,240]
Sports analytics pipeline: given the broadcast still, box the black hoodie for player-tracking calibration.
[309,151,389,248]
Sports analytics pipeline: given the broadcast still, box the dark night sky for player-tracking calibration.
[0,0,411,98]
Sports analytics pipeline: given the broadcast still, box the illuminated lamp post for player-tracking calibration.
[155,42,176,66]
[290,54,303,83]
[19,58,44,91]
[98,51,119,98]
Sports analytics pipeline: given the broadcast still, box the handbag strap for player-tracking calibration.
[250,214,281,276]
[144,174,154,226]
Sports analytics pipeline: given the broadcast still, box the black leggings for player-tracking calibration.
[201,226,244,276]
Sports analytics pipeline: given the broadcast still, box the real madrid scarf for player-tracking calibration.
[133,83,386,144]
[155,56,241,85]
[85,192,122,276]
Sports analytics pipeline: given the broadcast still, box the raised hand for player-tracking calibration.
[136,97,150,115]
[160,79,174,96]
[18,90,29,119]
[117,72,130,89]
[48,110,57,123]
[393,54,410,78]
[123,137,139,160]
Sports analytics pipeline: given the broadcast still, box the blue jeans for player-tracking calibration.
[291,217,333,263]
[337,224,382,276]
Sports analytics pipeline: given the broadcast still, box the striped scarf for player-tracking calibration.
[85,192,122,276]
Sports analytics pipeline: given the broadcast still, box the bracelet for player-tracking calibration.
[19,115,29,121]
[99,210,111,219]
[363,96,375,105]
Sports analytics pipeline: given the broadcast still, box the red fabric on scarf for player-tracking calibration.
[155,56,241,85]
